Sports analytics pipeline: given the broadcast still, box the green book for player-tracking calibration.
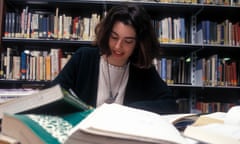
[2,104,189,144]
[1,110,93,144]
[0,84,93,119]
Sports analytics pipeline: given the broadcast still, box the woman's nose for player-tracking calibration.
[114,39,123,50]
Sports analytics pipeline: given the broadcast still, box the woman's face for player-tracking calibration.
[108,21,136,66]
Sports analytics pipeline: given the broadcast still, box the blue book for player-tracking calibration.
[203,20,211,44]
[161,58,167,82]
[20,51,27,80]
[180,18,185,43]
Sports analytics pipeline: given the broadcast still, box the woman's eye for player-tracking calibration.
[125,39,133,43]
[110,35,118,40]
[112,36,118,40]
[125,39,134,44]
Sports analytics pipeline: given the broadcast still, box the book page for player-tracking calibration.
[184,124,240,144]
[200,124,240,139]
[192,112,225,126]
[225,106,240,126]
[70,103,187,144]
[201,112,226,120]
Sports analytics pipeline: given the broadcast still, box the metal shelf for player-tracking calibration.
[168,84,240,89]
[0,79,49,89]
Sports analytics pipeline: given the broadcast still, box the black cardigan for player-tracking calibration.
[50,47,178,114]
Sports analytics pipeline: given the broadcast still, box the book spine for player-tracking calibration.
[4,12,9,37]
[31,13,39,39]
[231,61,237,86]
[48,14,55,39]
[15,14,21,38]
[6,48,12,80]
[42,16,48,38]
[54,7,59,39]
[0,53,5,79]
[82,17,90,40]
[58,15,63,39]
[12,56,20,80]
[32,56,36,81]
[51,49,60,80]
[166,59,173,84]
[161,58,167,82]
[45,55,51,81]
[24,6,29,38]
[8,12,12,38]
[26,12,31,38]
[20,51,27,80]
[180,18,185,43]
[38,14,43,38]
[11,12,16,38]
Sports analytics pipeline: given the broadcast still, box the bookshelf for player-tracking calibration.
[0,0,240,112]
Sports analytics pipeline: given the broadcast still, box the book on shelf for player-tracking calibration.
[0,84,93,119]
[0,48,71,81]
[183,105,240,144]
[1,103,197,144]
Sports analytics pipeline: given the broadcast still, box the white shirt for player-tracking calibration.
[96,56,129,107]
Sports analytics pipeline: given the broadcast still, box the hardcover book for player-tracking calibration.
[1,110,93,144]
[0,84,92,119]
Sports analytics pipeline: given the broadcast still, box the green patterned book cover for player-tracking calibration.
[1,110,93,144]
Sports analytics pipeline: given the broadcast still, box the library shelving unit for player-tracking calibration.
[0,0,240,112]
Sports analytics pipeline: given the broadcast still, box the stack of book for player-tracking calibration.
[0,84,239,144]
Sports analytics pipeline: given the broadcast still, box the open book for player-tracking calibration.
[183,105,240,144]
[64,103,188,144]
[1,103,191,144]
[0,84,92,119]
[1,110,93,144]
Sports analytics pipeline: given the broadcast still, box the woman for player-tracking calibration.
[51,4,178,114]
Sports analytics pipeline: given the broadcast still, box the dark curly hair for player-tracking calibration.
[94,4,160,69]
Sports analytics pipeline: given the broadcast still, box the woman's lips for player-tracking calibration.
[112,50,123,57]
